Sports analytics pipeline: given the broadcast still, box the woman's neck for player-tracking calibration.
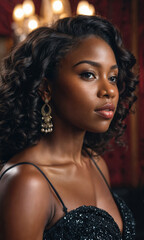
[39,115,86,166]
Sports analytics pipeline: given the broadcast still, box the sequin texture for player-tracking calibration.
[43,193,135,240]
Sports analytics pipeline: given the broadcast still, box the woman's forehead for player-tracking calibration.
[59,36,117,68]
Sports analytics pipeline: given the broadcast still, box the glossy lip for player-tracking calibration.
[94,103,115,119]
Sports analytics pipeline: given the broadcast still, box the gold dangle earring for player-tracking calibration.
[41,99,53,133]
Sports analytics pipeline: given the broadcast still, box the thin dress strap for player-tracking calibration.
[85,150,112,194]
[0,162,67,214]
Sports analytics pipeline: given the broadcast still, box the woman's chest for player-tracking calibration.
[44,164,123,233]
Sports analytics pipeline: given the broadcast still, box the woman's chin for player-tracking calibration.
[87,124,110,133]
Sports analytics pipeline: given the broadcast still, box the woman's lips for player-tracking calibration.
[94,103,115,119]
[95,109,114,119]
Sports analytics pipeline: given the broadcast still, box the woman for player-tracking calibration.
[0,15,138,239]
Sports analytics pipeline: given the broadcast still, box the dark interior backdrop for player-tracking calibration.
[0,0,144,188]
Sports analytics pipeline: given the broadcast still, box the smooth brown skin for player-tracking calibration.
[0,37,122,240]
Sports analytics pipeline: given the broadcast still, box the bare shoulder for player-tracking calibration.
[0,163,53,240]
[92,154,110,185]
[0,162,53,199]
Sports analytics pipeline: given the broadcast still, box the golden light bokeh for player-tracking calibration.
[52,0,64,14]
[22,0,35,17]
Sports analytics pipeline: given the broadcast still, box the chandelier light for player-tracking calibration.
[27,16,39,31]
[52,0,64,14]
[22,0,35,17]
[12,0,95,42]
[88,4,95,15]
[77,1,95,16]
[13,4,24,22]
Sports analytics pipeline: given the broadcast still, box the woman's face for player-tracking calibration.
[51,36,119,133]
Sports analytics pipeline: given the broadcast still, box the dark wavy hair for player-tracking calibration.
[0,15,138,163]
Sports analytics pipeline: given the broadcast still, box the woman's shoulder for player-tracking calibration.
[0,159,53,205]
[0,160,54,239]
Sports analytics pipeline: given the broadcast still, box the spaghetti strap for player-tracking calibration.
[91,156,112,192]
[0,162,67,214]
[85,150,112,194]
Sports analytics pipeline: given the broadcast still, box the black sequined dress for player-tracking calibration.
[0,158,135,240]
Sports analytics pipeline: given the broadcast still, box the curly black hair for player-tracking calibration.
[0,15,138,163]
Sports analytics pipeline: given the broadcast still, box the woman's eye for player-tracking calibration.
[109,75,118,84]
[80,72,96,80]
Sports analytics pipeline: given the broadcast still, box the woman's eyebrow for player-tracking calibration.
[72,60,118,70]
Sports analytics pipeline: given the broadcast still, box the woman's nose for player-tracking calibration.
[97,78,116,99]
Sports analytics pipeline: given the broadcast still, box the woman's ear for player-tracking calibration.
[38,78,52,102]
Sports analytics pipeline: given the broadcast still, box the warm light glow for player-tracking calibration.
[13,4,24,21]
[77,1,95,16]
[52,0,63,14]
[28,16,38,31]
[77,1,89,15]
[89,4,95,15]
[23,0,35,17]
[12,0,73,42]
[59,13,69,19]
